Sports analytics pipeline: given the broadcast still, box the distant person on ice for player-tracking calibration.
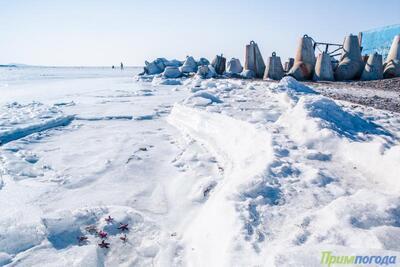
[120,62,124,70]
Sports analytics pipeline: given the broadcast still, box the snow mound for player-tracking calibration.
[241,69,255,79]
[275,82,399,192]
[280,95,390,141]
[162,66,182,79]
[0,217,46,255]
[304,189,400,248]
[270,76,318,104]
[196,65,216,79]
[8,206,161,266]
[0,150,44,180]
[151,76,182,86]
[276,76,317,94]
[216,81,242,91]
[183,91,222,107]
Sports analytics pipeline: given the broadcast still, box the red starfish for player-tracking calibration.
[118,223,129,232]
[98,230,108,239]
[98,240,110,249]
[120,234,127,243]
[105,216,114,223]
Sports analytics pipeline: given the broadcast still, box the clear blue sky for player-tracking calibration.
[1,0,399,66]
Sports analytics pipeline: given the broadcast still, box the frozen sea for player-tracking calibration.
[0,66,400,266]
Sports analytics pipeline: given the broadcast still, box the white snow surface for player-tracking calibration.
[1,68,400,266]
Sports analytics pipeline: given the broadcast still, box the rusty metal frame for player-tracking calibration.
[306,35,343,58]
[312,41,343,58]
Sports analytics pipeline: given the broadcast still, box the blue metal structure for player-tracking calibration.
[360,24,400,60]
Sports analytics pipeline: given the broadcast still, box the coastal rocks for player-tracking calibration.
[287,35,316,81]
[197,58,210,66]
[140,57,213,79]
[141,57,211,76]
[196,65,217,79]
[244,41,266,78]
[335,34,364,81]
[143,58,183,75]
[383,35,400,78]
[163,66,182,78]
[180,56,198,73]
[165,59,183,67]
[144,60,163,75]
[211,55,226,75]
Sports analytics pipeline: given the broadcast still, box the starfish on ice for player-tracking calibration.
[120,234,128,243]
[105,216,114,223]
[98,230,108,239]
[98,240,110,249]
[118,223,129,232]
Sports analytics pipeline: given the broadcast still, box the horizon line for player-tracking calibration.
[0,64,144,68]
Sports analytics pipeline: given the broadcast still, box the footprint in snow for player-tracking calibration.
[306,152,332,161]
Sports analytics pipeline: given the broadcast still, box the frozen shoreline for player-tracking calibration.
[1,69,400,266]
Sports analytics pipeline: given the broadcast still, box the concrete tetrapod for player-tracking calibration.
[180,56,198,73]
[244,41,266,78]
[313,52,334,81]
[284,58,294,72]
[263,52,284,80]
[383,35,400,78]
[287,35,316,81]
[335,34,364,81]
[211,54,226,75]
[226,58,243,74]
[361,52,383,81]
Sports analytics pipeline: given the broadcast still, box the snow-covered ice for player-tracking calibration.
[167,77,400,266]
[1,67,400,266]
